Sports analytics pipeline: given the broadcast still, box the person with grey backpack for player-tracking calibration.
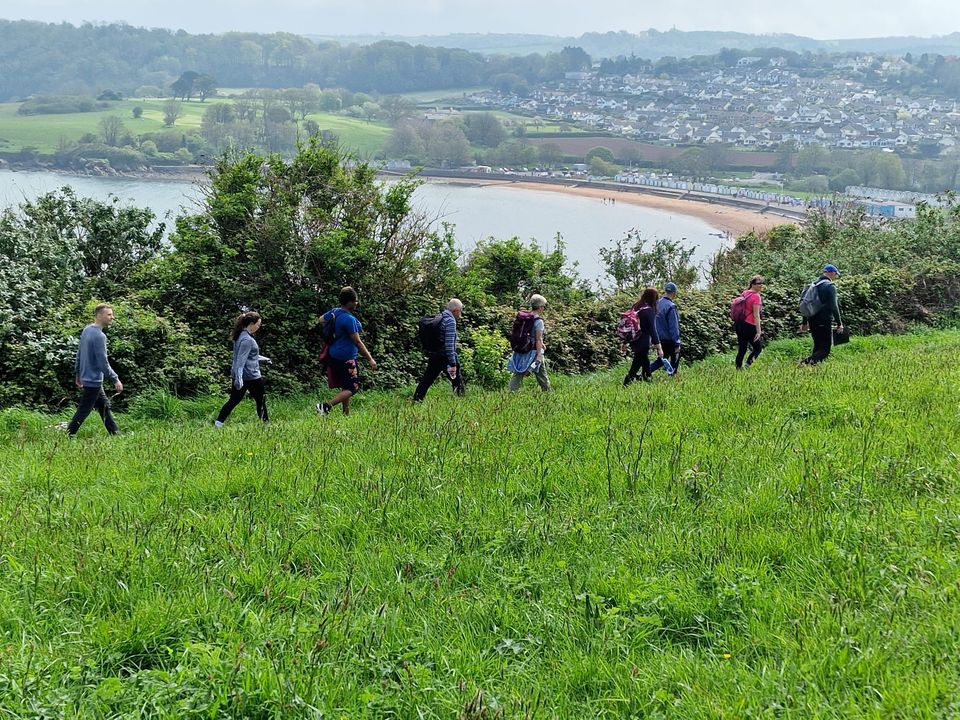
[798,264,844,365]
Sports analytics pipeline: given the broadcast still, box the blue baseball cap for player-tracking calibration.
[823,264,840,276]
[664,281,678,293]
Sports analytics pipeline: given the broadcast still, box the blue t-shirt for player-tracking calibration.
[323,308,362,361]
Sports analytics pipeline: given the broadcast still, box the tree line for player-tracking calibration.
[0,20,592,101]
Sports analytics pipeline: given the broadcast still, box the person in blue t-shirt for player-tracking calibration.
[316,286,377,416]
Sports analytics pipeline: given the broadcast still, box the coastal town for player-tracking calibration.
[467,52,960,154]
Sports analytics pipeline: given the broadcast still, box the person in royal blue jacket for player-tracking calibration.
[650,281,680,376]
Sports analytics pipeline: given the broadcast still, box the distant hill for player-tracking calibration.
[308,29,960,60]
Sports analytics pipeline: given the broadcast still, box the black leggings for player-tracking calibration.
[734,321,763,368]
[624,342,651,384]
[217,377,268,423]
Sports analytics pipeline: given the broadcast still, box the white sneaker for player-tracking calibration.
[214,420,224,428]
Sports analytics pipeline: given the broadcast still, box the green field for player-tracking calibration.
[2,331,960,716]
[0,100,392,157]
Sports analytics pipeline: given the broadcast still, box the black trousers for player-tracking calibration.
[67,386,119,436]
[650,339,680,375]
[624,341,651,384]
[413,354,464,402]
[216,377,269,423]
[734,321,763,368]
[801,322,833,365]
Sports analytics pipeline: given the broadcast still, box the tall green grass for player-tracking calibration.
[1,331,959,717]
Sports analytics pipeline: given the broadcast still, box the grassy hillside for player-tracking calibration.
[0,100,392,157]
[1,332,959,717]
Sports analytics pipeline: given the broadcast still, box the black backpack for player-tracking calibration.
[319,308,340,364]
[418,313,445,353]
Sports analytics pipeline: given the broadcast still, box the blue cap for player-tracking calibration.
[664,281,678,293]
[823,264,840,276]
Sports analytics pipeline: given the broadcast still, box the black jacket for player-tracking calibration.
[810,275,842,325]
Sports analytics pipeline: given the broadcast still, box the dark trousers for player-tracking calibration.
[650,339,680,375]
[734,321,763,368]
[413,354,464,402]
[624,342,651,384]
[216,377,268,423]
[67,386,119,436]
[801,322,833,365]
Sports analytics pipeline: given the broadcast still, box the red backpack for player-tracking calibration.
[729,294,751,323]
[616,308,642,342]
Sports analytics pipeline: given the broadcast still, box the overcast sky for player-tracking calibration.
[3,0,958,40]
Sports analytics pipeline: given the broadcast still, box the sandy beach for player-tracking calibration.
[443,179,795,238]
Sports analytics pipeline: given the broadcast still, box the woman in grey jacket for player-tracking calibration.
[215,312,270,426]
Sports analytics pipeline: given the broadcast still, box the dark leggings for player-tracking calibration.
[624,342,651,384]
[217,377,268,423]
[734,321,763,368]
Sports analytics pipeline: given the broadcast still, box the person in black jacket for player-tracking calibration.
[623,287,664,386]
[800,264,844,365]
[413,299,465,402]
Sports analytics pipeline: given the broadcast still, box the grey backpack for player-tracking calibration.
[798,279,829,319]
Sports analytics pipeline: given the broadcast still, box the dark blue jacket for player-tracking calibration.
[655,297,680,343]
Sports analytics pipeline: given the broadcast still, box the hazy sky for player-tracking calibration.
[3,0,958,40]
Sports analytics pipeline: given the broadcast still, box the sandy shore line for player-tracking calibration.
[433,178,794,237]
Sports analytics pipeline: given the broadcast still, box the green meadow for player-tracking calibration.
[0,100,391,157]
[1,331,959,717]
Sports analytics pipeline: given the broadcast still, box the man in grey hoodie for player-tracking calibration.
[66,303,122,436]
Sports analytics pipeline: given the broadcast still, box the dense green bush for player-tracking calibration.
[4,145,960,410]
[0,189,216,409]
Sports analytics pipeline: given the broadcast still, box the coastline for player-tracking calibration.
[1,162,794,237]
[425,177,793,237]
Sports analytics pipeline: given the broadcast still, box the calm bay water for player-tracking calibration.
[0,169,725,282]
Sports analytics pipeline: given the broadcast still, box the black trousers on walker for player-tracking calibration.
[413,353,464,402]
[216,377,269,423]
[67,386,119,436]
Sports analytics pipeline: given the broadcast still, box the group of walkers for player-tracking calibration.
[64,265,845,436]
